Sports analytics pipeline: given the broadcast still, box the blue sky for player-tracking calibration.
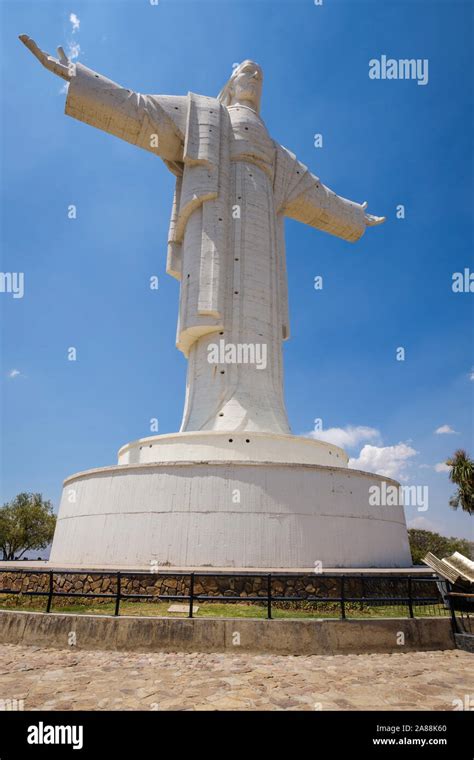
[1,0,472,548]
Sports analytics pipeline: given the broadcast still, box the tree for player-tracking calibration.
[0,493,56,560]
[408,528,473,565]
[446,449,474,515]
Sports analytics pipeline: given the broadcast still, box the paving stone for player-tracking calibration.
[0,645,472,711]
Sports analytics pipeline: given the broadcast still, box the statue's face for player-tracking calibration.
[230,62,263,110]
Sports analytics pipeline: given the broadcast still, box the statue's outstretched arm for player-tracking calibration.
[277,146,385,243]
[19,34,185,165]
[284,175,385,243]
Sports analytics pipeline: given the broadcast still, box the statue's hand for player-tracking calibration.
[360,202,386,226]
[19,35,73,81]
[365,213,386,226]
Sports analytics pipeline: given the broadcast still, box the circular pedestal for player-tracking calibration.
[117,431,349,467]
[50,457,411,568]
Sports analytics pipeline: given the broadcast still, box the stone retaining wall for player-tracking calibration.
[0,610,455,654]
[0,571,441,605]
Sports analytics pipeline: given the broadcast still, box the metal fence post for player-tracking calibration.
[45,571,54,613]
[114,572,121,616]
[188,573,195,618]
[407,576,414,618]
[267,574,272,620]
[340,575,346,620]
[446,581,458,636]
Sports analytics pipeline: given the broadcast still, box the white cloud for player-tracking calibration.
[419,461,451,473]
[435,424,458,435]
[70,13,80,33]
[306,425,380,450]
[408,516,443,533]
[470,368,474,381]
[66,41,81,61]
[7,369,21,378]
[62,13,81,65]
[349,442,418,481]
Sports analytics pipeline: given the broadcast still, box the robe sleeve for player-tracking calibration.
[64,63,186,165]
[275,145,366,243]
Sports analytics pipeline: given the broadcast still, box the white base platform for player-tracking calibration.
[117,430,349,467]
[50,433,411,569]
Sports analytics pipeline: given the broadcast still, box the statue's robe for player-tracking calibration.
[65,63,367,434]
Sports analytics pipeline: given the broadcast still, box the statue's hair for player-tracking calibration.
[217,60,263,110]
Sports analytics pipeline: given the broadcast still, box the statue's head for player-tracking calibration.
[218,60,263,112]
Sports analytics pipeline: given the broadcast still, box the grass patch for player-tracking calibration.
[0,594,449,620]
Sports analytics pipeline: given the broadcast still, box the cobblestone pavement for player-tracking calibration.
[0,645,472,711]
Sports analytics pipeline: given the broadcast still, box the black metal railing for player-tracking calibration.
[445,590,474,635]
[0,568,455,622]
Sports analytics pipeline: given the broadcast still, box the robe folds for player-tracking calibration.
[65,63,367,433]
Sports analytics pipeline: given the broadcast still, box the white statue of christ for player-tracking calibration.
[20,37,385,436]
